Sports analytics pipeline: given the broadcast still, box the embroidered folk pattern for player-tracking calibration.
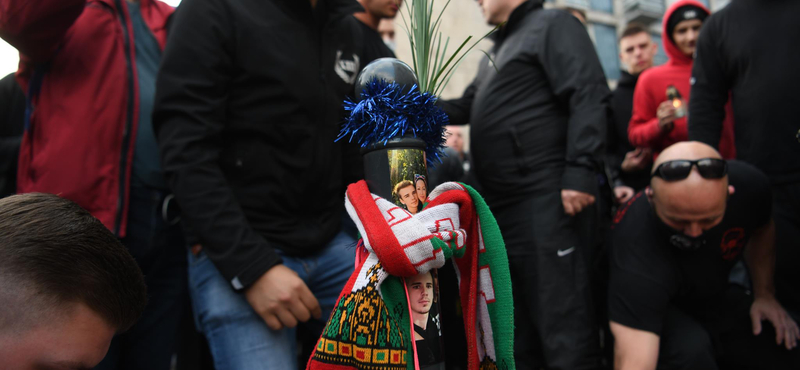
[311,262,408,370]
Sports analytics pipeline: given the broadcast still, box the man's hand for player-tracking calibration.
[614,186,635,204]
[245,264,322,331]
[656,101,676,133]
[620,148,652,172]
[750,296,800,350]
[561,189,595,216]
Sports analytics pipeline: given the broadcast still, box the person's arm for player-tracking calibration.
[687,16,728,148]
[610,321,659,370]
[540,15,609,213]
[745,220,800,350]
[154,0,318,330]
[0,0,85,63]
[436,70,479,126]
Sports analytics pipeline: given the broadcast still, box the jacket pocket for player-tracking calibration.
[509,125,531,175]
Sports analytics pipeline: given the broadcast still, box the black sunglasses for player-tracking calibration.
[651,158,727,181]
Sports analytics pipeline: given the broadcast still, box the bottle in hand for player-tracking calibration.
[666,85,686,118]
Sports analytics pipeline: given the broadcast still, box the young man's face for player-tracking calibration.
[361,0,401,19]
[407,272,434,316]
[0,303,116,370]
[672,19,703,58]
[398,185,419,210]
[619,32,657,75]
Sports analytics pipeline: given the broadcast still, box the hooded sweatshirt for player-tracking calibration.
[627,0,735,158]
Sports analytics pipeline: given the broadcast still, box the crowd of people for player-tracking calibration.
[1,0,799,369]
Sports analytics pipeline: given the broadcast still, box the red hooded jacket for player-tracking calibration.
[628,0,735,158]
[0,0,173,236]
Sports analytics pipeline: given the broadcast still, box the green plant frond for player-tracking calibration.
[480,49,500,73]
[404,0,498,95]
[429,35,471,92]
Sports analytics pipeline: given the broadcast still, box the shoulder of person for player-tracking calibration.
[636,65,669,86]
[611,192,651,239]
[726,160,770,194]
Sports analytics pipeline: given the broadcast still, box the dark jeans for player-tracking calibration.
[773,182,800,313]
[490,191,603,370]
[657,286,800,370]
[95,185,188,370]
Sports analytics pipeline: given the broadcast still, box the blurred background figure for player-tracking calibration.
[0,72,24,199]
[439,0,610,368]
[627,0,735,160]
[378,18,396,51]
[607,23,659,205]
[562,5,587,25]
[336,0,400,188]
[689,0,800,319]
[428,125,482,193]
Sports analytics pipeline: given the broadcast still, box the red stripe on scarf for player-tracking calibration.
[347,181,417,277]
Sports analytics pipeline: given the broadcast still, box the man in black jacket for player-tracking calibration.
[154,0,370,368]
[439,0,610,368]
[607,23,659,204]
[688,0,800,316]
[332,0,397,188]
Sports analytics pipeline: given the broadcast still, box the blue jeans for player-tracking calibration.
[95,185,188,370]
[188,229,356,370]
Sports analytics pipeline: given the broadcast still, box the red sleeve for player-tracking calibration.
[628,73,663,148]
[0,0,86,63]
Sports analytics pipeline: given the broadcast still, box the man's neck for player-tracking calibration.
[414,314,428,329]
[353,12,380,30]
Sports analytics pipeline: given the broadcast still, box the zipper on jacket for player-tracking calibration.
[113,0,135,236]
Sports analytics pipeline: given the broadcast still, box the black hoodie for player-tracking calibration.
[439,0,610,201]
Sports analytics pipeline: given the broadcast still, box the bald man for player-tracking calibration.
[608,142,800,370]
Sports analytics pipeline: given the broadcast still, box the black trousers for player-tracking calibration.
[490,191,603,370]
[773,182,800,313]
[657,286,800,370]
[95,186,189,370]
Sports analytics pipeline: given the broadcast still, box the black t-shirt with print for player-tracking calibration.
[608,160,772,335]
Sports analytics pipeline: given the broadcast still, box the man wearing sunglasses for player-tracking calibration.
[608,142,800,370]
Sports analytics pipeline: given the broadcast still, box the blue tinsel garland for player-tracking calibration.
[336,79,448,166]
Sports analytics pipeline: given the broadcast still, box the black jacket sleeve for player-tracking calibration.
[688,16,729,149]
[154,0,280,290]
[541,15,610,195]
[437,70,479,126]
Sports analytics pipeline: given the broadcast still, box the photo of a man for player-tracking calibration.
[393,180,420,214]
[406,270,444,369]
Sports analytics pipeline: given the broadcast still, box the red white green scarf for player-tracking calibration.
[306,180,515,370]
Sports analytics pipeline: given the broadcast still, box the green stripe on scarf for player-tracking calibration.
[466,184,515,369]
